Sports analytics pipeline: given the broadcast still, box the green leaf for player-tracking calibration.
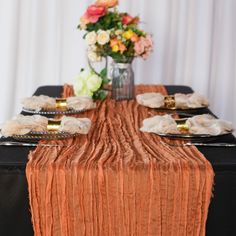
[83,11,122,32]
[102,78,110,86]
[100,68,107,78]
[93,90,108,100]
[99,68,110,86]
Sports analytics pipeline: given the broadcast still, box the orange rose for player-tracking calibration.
[110,38,127,53]
[96,0,118,8]
[110,38,119,47]
[118,42,127,54]
[131,34,139,43]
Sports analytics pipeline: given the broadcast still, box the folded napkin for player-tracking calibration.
[186,114,233,136]
[59,116,91,135]
[140,114,180,134]
[136,92,209,109]
[140,114,233,136]
[136,93,165,108]
[1,115,48,137]
[1,115,91,137]
[22,95,96,111]
[22,95,56,111]
[175,93,209,109]
[66,96,96,110]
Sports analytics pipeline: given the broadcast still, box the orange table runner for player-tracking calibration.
[26,85,214,236]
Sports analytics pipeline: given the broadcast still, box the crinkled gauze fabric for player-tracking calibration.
[26,84,214,236]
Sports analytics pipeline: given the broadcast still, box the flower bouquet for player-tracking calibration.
[77,0,153,100]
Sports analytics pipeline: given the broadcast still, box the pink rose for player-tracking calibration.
[84,4,107,24]
[134,35,153,59]
[134,40,145,55]
[122,15,133,25]
[143,34,153,48]
[142,50,151,60]
[122,15,139,25]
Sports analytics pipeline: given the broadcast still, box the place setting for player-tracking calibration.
[137,90,215,118]
[0,114,92,147]
[0,93,96,146]
[137,92,236,147]
[21,95,96,115]
[0,92,97,147]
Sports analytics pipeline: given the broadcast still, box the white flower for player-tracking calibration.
[74,69,103,97]
[74,70,92,96]
[85,31,97,45]
[86,74,102,92]
[87,50,102,62]
[115,29,123,35]
[97,30,110,45]
[78,70,91,81]
[78,88,94,97]
[74,78,84,92]
[89,45,97,51]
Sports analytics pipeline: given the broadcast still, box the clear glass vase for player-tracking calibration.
[111,61,134,100]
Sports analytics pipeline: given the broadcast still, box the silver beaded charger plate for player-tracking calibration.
[22,107,86,115]
[156,131,232,140]
[155,105,208,111]
[11,131,79,141]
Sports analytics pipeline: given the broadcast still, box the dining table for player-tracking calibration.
[0,85,236,236]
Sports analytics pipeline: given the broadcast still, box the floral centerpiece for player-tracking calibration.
[77,0,153,100]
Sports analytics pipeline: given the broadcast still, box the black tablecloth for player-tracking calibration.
[0,85,236,236]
